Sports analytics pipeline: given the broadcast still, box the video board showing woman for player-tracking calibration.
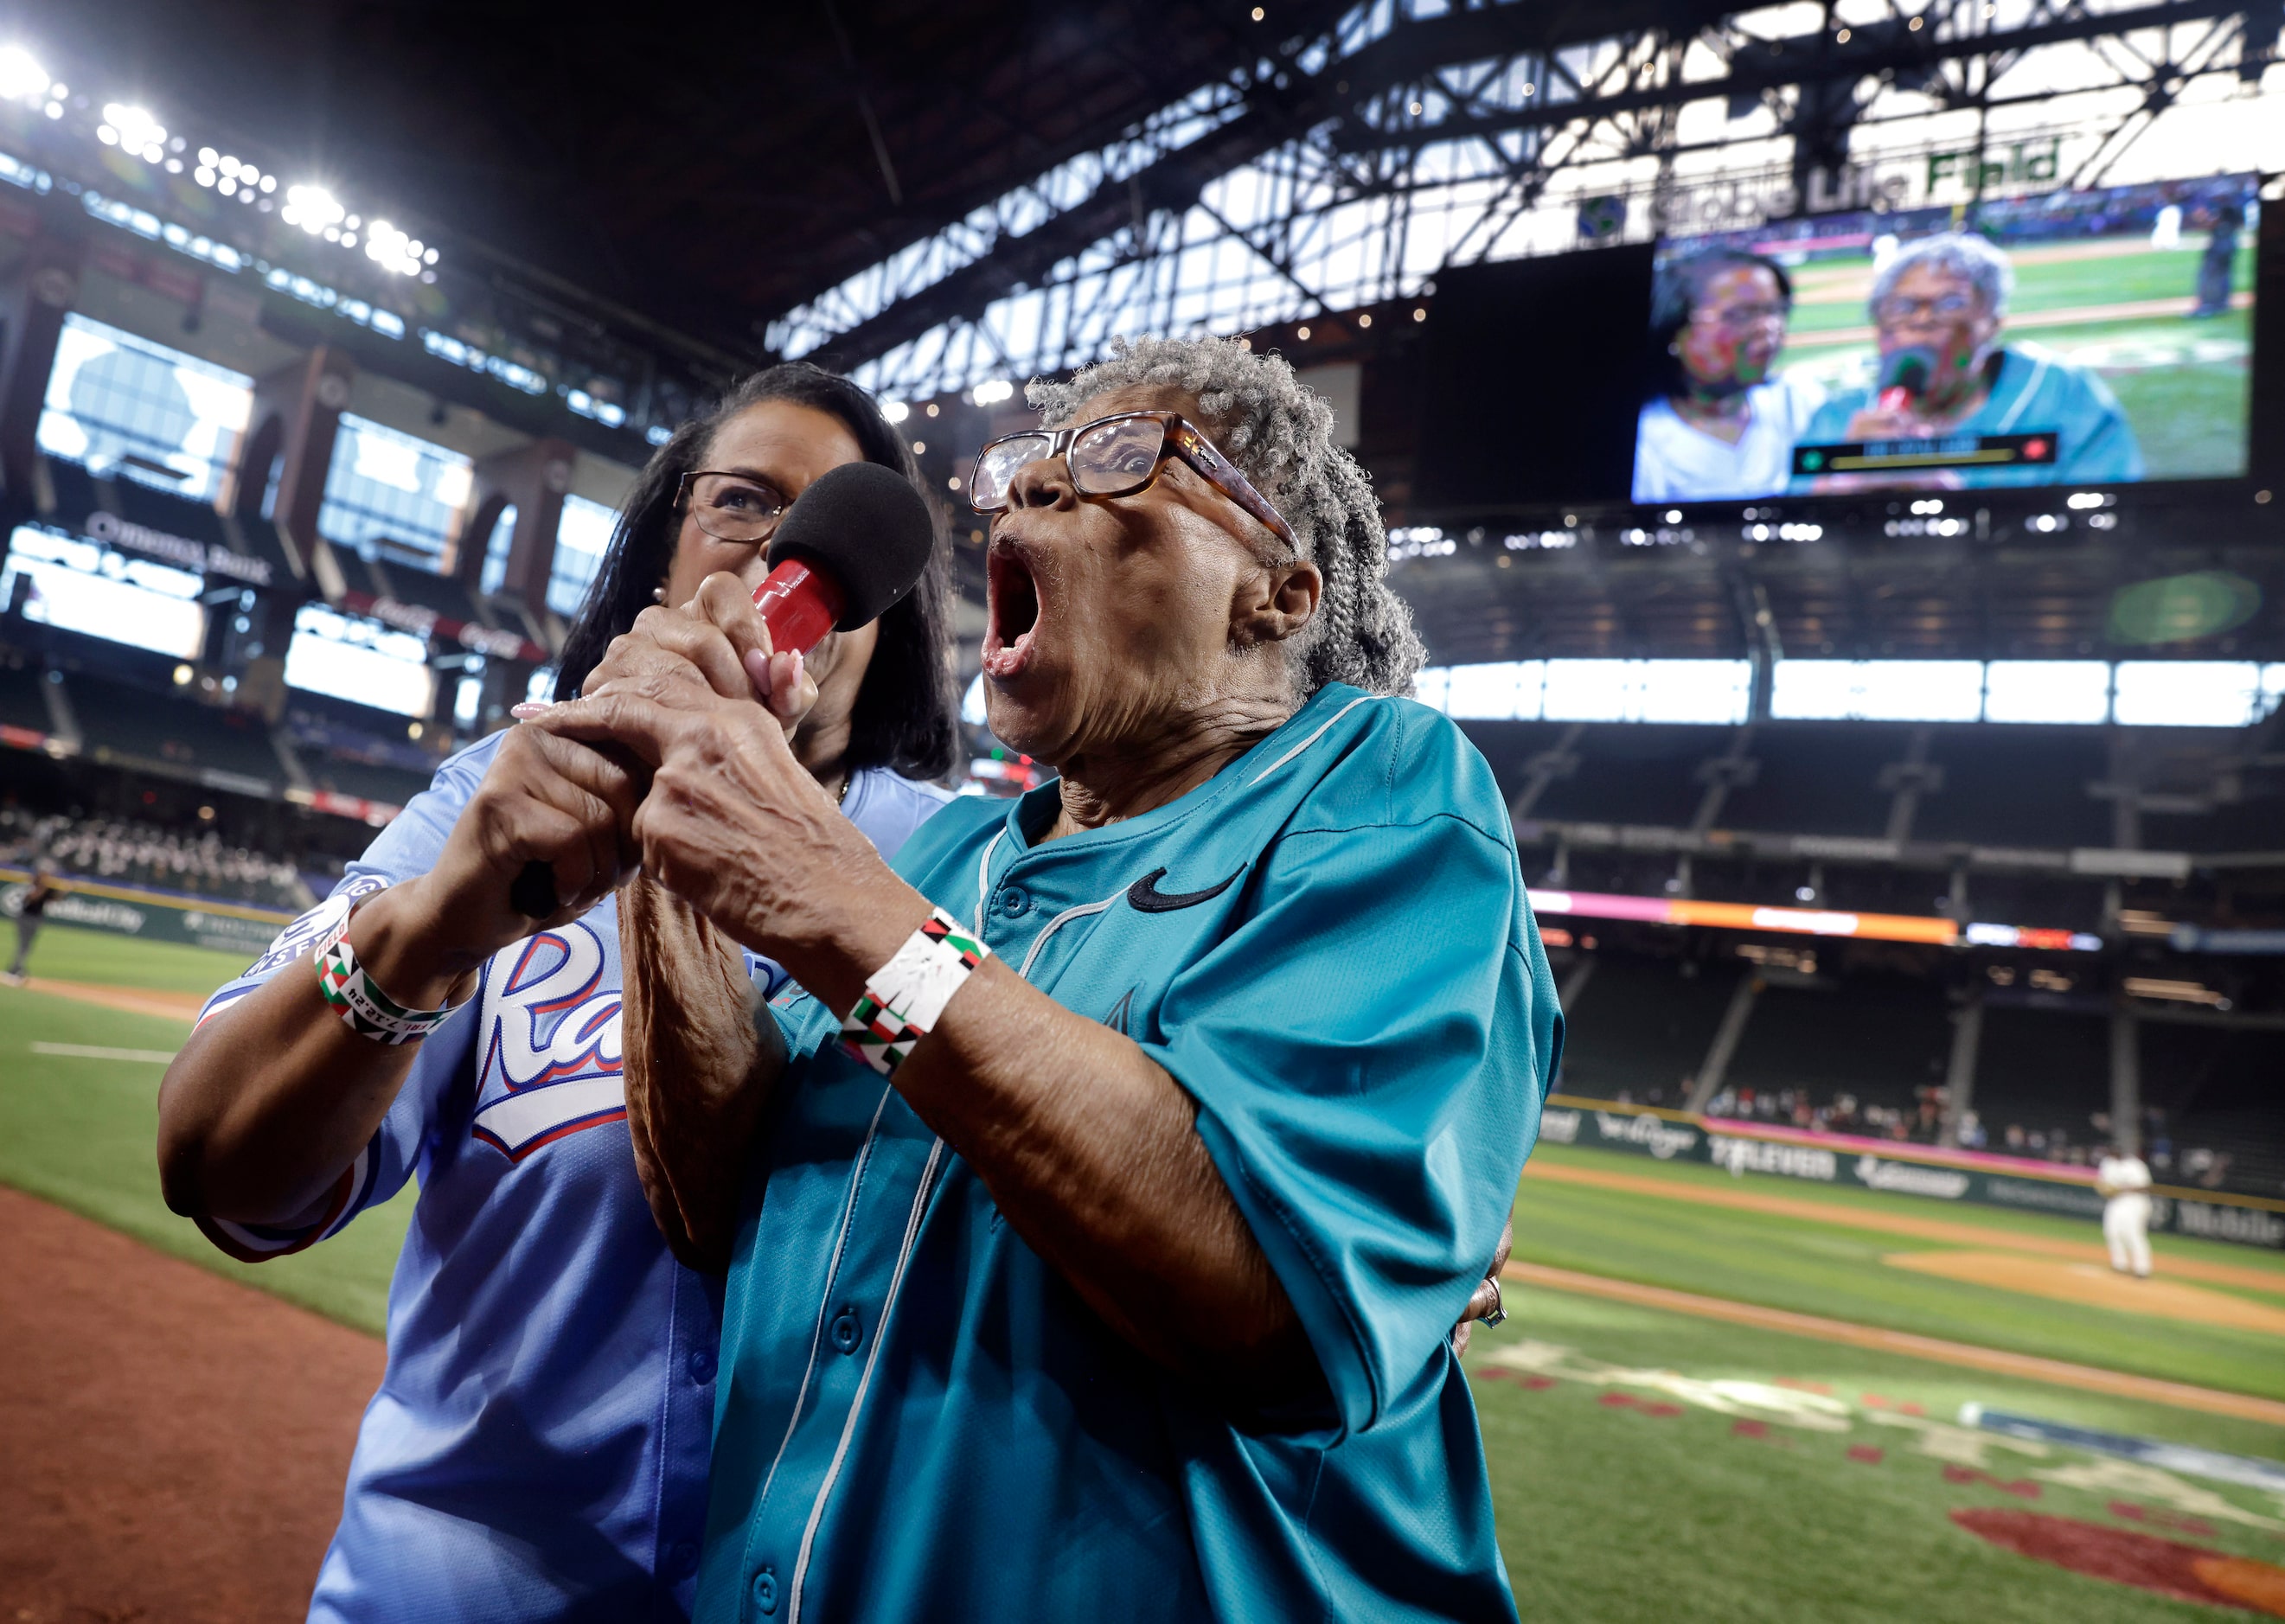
[1631,248,1825,503]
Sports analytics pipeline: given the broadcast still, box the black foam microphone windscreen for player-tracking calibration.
[1879,345,1936,400]
[766,461,937,630]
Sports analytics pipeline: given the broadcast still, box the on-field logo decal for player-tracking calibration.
[472,920,625,1160]
[1471,1338,2285,1605]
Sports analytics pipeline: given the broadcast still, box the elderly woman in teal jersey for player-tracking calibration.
[1795,231,2143,491]
[526,336,1556,1623]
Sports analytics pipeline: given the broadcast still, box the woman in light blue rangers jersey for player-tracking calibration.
[155,364,962,1623]
[534,336,1559,1621]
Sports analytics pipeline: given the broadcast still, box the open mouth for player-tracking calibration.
[982,540,1042,681]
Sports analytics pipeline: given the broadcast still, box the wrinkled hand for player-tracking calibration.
[533,572,819,733]
[394,722,646,978]
[1450,1217,1514,1359]
[522,676,924,993]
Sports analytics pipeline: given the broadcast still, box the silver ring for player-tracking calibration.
[1478,1276,1507,1328]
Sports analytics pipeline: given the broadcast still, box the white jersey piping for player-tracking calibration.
[786,1135,947,1624]
[1249,694,1384,783]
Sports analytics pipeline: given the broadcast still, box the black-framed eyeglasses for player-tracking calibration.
[967,411,1298,555]
[675,470,790,545]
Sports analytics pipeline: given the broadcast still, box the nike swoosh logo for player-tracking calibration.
[1126,866,1241,914]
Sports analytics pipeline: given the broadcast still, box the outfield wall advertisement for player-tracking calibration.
[1539,1094,2285,1250]
[1,871,293,958]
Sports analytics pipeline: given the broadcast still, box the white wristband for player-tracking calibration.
[839,907,990,1076]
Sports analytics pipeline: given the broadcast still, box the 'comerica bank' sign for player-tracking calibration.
[84,510,271,587]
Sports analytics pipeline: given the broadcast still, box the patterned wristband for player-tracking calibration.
[313,904,458,1045]
[839,907,991,1077]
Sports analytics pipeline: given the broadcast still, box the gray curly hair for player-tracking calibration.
[1027,336,1425,698]
[1872,232,2014,320]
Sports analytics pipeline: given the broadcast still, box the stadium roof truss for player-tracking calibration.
[774,0,2285,400]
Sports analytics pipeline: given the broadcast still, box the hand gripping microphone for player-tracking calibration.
[1875,345,1936,415]
[509,461,937,918]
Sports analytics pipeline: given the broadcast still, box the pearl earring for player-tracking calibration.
[651,585,667,604]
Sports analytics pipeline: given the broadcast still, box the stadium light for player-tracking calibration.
[362,219,426,277]
[99,103,167,163]
[971,379,1015,406]
[0,45,49,103]
[881,400,910,423]
[282,183,347,234]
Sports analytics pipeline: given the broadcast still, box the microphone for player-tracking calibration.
[509,461,937,918]
[1875,346,1936,415]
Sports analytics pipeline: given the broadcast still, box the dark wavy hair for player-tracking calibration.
[554,362,958,782]
[1646,247,1793,404]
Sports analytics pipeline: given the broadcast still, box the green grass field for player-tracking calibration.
[6,924,2284,1620]
[0,924,413,1333]
[1514,1142,2285,1403]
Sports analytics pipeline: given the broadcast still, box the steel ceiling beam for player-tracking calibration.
[1330,0,2253,153]
[800,0,1743,368]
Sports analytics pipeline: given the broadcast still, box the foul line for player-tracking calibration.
[30,1041,178,1065]
[1504,1260,2285,1428]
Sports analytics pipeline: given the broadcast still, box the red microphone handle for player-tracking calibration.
[752,558,846,656]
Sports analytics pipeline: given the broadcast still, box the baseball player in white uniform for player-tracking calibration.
[2096,1143,2154,1277]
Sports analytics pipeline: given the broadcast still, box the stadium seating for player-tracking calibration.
[0,658,52,735]
[1553,952,1745,1105]
[1912,729,2116,849]
[2137,1022,2285,1196]
[1719,724,1901,837]
[1969,1002,2118,1160]
[0,806,306,909]
[67,672,284,790]
[1527,724,1729,828]
[304,751,433,809]
[1725,975,1953,1109]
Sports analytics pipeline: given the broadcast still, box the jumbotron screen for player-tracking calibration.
[1634,175,2259,503]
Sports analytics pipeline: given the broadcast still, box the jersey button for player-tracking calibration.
[751,1565,778,1614]
[830,1306,864,1355]
[688,1347,715,1384]
[666,1540,699,1578]
[1000,885,1030,917]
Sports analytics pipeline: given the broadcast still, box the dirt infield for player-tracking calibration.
[10,976,206,1024]
[1524,1159,2285,1295]
[0,1186,381,1624]
[1502,1260,2285,1427]
[1885,1250,2285,1335]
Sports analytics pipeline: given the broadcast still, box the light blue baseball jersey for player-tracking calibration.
[191,731,951,1624]
[699,683,1559,1623]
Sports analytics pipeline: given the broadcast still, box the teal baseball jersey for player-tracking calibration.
[1794,342,2146,489]
[699,682,1559,1622]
